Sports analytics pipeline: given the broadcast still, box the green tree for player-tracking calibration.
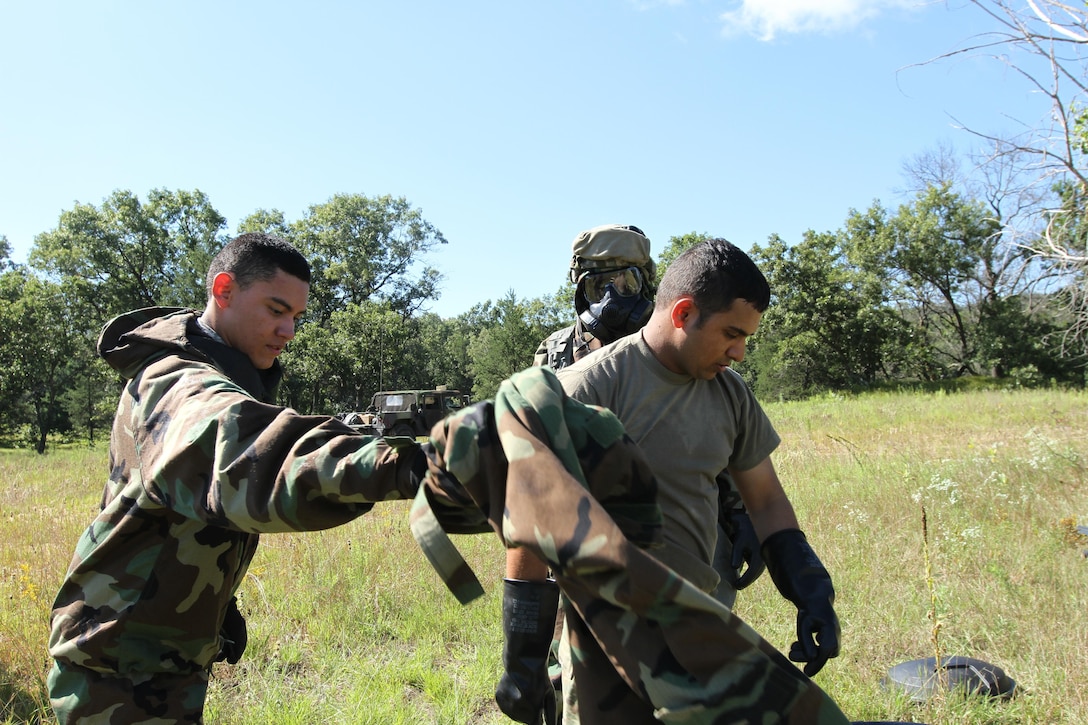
[466,291,561,399]
[900,145,1065,379]
[416,312,476,396]
[655,231,713,282]
[279,302,420,414]
[236,208,292,239]
[238,194,447,413]
[846,185,1009,378]
[1046,179,1088,360]
[283,194,447,324]
[30,188,227,322]
[745,232,908,399]
[62,344,116,447]
[0,263,31,442]
[0,270,86,452]
[0,234,13,271]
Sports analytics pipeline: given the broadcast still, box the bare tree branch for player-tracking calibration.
[916,0,1088,360]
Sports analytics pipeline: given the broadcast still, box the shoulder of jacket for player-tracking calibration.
[544,325,575,345]
[536,325,576,370]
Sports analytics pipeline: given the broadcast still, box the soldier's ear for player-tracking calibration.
[211,272,236,309]
[670,297,697,330]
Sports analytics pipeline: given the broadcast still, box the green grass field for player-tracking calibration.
[3,387,1086,724]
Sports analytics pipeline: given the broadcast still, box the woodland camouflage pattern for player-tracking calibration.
[48,308,422,723]
[411,366,851,724]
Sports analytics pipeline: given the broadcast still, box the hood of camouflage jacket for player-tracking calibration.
[98,307,283,403]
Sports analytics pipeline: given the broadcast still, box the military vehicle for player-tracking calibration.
[342,386,470,439]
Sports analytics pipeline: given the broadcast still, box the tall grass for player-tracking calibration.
[752,388,1088,724]
[2,388,1086,724]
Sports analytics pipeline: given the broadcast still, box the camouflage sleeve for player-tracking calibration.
[134,355,420,534]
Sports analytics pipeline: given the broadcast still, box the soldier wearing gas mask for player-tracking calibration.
[533,224,657,370]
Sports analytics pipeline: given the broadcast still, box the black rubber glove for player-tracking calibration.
[716,473,765,590]
[495,578,560,725]
[761,529,840,676]
[720,506,765,589]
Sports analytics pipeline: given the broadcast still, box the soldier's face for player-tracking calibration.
[213,269,309,369]
[669,298,761,380]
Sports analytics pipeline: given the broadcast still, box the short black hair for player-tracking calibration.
[205,233,311,296]
[656,238,770,317]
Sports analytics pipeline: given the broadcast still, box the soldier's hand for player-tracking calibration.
[495,672,556,725]
[787,591,840,676]
[761,529,841,677]
[722,507,765,589]
[413,441,464,498]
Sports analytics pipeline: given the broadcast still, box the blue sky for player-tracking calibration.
[0,1,1044,317]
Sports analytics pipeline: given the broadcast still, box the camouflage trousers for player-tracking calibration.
[48,660,208,724]
[411,366,851,724]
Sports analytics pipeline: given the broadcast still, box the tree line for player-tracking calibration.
[1,171,1083,454]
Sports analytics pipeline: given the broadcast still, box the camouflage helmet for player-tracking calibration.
[568,224,656,290]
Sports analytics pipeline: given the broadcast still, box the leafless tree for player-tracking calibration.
[921,0,1088,357]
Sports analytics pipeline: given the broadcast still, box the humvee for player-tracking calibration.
[342,386,470,439]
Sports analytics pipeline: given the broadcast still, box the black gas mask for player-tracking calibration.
[576,267,654,342]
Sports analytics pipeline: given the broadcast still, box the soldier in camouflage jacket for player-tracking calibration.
[47,234,425,723]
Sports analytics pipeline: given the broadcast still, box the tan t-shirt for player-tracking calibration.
[557,331,780,592]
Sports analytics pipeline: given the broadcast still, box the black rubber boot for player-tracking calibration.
[494,578,561,725]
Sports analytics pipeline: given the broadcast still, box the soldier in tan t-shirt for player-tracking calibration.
[505,238,842,725]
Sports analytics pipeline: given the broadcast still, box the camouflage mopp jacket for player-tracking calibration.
[412,367,852,725]
[49,308,421,676]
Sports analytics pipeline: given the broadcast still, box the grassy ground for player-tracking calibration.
[2,387,1086,724]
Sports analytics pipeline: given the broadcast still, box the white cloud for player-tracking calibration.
[720,0,922,41]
